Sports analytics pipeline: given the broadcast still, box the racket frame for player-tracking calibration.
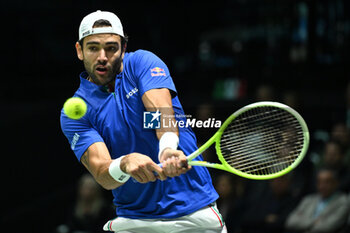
[187,101,310,180]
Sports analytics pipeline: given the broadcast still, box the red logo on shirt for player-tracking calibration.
[150,67,166,77]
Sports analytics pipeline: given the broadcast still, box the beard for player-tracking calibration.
[84,53,123,86]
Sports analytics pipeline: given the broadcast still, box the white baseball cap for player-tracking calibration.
[78,10,124,41]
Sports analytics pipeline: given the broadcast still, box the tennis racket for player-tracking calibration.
[177,101,309,180]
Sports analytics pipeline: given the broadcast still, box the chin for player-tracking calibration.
[94,74,110,85]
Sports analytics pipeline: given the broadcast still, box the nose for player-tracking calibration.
[97,49,108,63]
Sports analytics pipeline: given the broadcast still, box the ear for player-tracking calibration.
[75,42,84,61]
[121,43,127,60]
[121,51,126,60]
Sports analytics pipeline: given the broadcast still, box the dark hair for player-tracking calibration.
[318,166,339,181]
[78,19,128,51]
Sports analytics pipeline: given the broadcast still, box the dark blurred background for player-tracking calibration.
[2,0,350,232]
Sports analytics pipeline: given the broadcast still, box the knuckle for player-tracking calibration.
[145,161,154,167]
[130,170,138,176]
[130,167,141,174]
[164,171,172,177]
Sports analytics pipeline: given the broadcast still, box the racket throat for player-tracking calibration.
[188,160,225,170]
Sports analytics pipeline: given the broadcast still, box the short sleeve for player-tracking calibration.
[133,50,177,97]
[60,110,104,161]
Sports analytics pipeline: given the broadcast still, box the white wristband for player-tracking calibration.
[158,132,179,161]
[109,156,130,183]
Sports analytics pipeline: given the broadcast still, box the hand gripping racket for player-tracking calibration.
[178,101,309,180]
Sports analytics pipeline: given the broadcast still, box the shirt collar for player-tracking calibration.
[79,71,122,93]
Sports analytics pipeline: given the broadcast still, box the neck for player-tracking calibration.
[106,80,115,93]
[87,76,116,92]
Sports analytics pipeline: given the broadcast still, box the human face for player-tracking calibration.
[317,170,337,199]
[76,33,125,86]
[324,142,343,168]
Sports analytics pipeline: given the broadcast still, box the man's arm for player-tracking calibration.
[310,195,350,233]
[285,196,315,231]
[81,142,119,190]
[81,142,166,190]
[142,88,191,177]
[142,88,177,138]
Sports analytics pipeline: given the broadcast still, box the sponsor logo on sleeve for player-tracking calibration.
[71,133,80,150]
[150,67,166,77]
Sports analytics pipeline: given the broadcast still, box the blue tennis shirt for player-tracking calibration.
[60,49,218,219]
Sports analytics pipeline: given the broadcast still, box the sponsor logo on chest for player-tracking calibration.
[126,87,139,99]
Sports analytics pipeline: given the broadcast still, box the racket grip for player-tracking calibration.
[153,163,163,177]
[180,160,189,169]
[132,164,163,183]
[153,161,189,176]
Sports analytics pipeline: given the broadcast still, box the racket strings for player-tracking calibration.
[221,123,302,161]
[223,144,302,169]
[225,110,301,174]
[220,121,302,151]
[220,106,305,176]
[221,110,301,154]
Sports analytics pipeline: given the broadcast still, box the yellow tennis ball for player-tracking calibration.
[63,97,87,120]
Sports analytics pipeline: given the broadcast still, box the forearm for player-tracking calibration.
[141,88,189,176]
[142,88,178,139]
[94,163,123,190]
[81,142,124,190]
[310,203,350,232]
[156,109,178,140]
[286,215,313,231]
[285,207,314,230]
[155,106,179,160]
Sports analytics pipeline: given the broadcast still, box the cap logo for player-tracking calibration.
[82,30,91,37]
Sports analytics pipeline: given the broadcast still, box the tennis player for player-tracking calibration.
[60,10,226,233]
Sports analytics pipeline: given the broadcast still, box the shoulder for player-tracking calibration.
[334,192,349,204]
[300,194,319,203]
[125,49,164,65]
[131,49,159,58]
[123,50,169,83]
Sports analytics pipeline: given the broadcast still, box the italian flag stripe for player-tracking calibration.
[210,206,224,227]
[108,221,113,231]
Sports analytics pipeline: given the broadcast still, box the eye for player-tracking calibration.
[88,46,98,52]
[106,46,118,52]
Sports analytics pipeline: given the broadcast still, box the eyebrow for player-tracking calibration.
[85,41,119,46]
[106,42,119,45]
[86,41,99,45]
